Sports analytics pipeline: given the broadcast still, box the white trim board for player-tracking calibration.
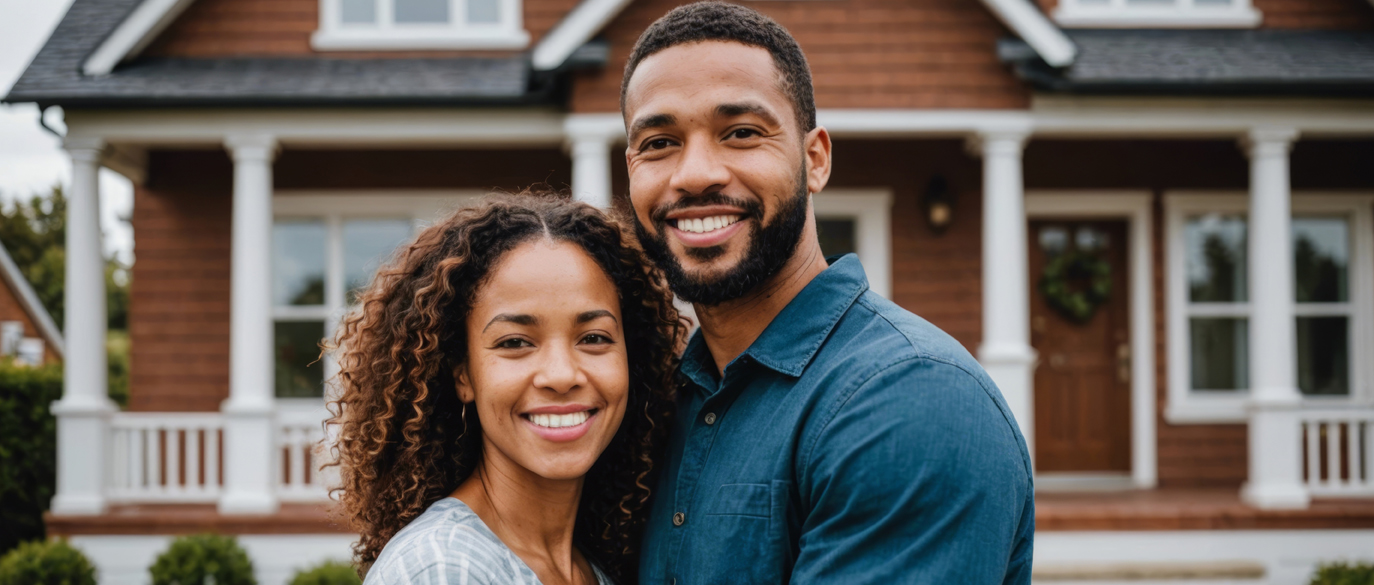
[813,188,894,299]
[979,0,1077,67]
[532,0,634,70]
[1026,191,1157,489]
[0,241,65,357]
[1163,192,1374,424]
[83,0,198,76]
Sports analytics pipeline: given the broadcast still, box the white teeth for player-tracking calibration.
[529,411,590,429]
[677,215,740,234]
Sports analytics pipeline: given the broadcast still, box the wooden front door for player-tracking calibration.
[1029,220,1132,473]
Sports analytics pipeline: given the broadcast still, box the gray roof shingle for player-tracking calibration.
[4,0,541,107]
[1001,30,1374,95]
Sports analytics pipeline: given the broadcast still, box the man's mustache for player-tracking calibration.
[649,192,763,225]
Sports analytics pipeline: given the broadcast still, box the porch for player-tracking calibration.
[47,99,1374,520]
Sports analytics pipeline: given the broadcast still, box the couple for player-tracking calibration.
[329,3,1033,584]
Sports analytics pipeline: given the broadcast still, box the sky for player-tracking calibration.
[1,0,135,264]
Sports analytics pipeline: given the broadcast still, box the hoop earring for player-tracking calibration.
[457,402,470,443]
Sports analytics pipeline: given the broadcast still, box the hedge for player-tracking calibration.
[0,539,97,585]
[149,534,256,585]
[1311,561,1374,585]
[0,362,62,556]
[289,560,361,585]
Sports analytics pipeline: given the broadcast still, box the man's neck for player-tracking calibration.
[695,241,830,375]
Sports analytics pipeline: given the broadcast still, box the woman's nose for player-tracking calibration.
[533,344,584,394]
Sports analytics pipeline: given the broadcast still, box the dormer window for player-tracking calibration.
[1054,0,1261,28]
[313,0,529,50]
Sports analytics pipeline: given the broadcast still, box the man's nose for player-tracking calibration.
[670,135,731,197]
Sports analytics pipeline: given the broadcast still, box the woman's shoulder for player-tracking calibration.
[363,498,539,585]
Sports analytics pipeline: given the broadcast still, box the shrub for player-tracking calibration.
[149,534,256,585]
[0,539,97,585]
[0,362,62,555]
[1311,561,1374,585]
[289,560,361,585]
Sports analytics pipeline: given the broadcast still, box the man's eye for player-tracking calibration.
[495,338,533,349]
[644,138,672,151]
[729,128,759,140]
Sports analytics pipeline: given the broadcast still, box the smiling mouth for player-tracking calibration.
[524,409,598,429]
[670,215,742,234]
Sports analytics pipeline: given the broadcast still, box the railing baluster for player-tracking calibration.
[289,427,305,490]
[1346,420,1361,490]
[111,429,127,490]
[207,427,221,489]
[131,428,145,491]
[186,427,201,492]
[1306,421,1321,488]
[167,427,182,492]
[146,426,161,492]
[1326,421,1342,489]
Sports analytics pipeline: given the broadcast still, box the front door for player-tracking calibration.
[1029,220,1132,473]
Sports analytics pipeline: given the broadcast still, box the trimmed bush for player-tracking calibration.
[1311,561,1374,585]
[0,539,97,585]
[149,534,256,585]
[289,560,361,585]
[0,362,62,555]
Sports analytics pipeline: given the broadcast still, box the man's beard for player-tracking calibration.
[634,168,810,306]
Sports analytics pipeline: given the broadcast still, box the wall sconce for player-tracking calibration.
[923,175,954,235]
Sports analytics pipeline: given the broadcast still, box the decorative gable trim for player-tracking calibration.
[531,0,633,70]
[0,243,64,358]
[83,0,198,76]
[979,0,1077,67]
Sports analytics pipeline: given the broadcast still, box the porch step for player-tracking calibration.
[1033,561,1265,582]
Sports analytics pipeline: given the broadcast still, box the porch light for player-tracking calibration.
[923,175,954,234]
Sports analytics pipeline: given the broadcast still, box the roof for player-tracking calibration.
[0,243,65,358]
[3,0,552,107]
[1001,30,1374,96]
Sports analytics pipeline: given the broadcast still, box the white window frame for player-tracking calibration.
[1164,192,1374,424]
[813,188,893,299]
[312,0,530,51]
[272,191,484,408]
[1054,0,1261,28]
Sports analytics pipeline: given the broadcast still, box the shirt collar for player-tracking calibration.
[679,254,870,384]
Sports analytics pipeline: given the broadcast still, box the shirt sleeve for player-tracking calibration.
[793,356,1034,584]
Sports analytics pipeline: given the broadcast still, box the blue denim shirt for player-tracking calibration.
[639,255,1034,584]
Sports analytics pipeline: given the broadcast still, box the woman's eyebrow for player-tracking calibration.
[483,313,537,332]
[577,309,618,325]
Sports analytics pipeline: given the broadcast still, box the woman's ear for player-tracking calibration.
[453,364,475,403]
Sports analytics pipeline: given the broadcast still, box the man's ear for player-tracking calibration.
[453,364,475,403]
[804,126,833,196]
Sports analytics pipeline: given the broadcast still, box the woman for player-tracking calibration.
[326,192,685,585]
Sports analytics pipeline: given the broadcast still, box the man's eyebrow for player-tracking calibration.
[716,102,781,127]
[483,313,537,332]
[576,310,618,325]
[627,113,676,140]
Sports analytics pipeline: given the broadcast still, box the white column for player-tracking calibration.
[50,138,116,516]
[220,134,280,514]
[972,128,1038,455]
[1240,127,1309,510]
[565,115,618,208]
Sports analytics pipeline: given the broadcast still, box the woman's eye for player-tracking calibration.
[495,338,533,349]
[580,333,613,345]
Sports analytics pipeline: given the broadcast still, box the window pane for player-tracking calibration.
[345,219,413,304]
[341,0,377,23]
[1186,214,1247,303]
[274,220,326,306]
[467,0,501,23]
[1189,317,1249,391]
[275,321,325,398]
[817,218,856,259]
[395,0,449,23]
[1297,316,1349,396]
[1193,0,1233,5]
[1293,217,1349,303]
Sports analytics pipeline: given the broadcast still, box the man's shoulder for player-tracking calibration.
[826,290,986,380]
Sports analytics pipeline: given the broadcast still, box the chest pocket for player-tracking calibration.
[691,481,793,583]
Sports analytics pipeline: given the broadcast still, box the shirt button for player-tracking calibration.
[672,512,686,526]
[704,412,717,425]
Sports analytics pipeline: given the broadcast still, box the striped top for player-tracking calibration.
[363,497,613,585]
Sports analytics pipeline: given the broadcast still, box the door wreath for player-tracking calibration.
[1038,250,1112,324]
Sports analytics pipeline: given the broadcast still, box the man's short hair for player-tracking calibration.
[619,1,817,134]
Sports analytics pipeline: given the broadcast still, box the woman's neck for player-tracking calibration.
[450,453,589,585]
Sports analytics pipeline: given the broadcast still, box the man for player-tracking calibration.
[620,2,1033,583]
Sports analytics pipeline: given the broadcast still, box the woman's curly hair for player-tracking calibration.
[325,190,686,583]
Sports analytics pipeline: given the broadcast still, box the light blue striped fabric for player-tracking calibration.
[364,498,613,585]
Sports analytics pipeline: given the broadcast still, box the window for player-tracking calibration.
[1054,0,1261,28]
[272,192,482,400]
[1165,194,1374,423]
[313,0,529,50]
[812,189,893,298]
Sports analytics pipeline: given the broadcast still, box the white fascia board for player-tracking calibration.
[979,0,1077,67]
[83,0,199,76]
[532,0,635,70]
[0,243,64,358]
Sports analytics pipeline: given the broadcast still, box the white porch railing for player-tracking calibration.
[105,411,331,505]
[1300,409,1374,498]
